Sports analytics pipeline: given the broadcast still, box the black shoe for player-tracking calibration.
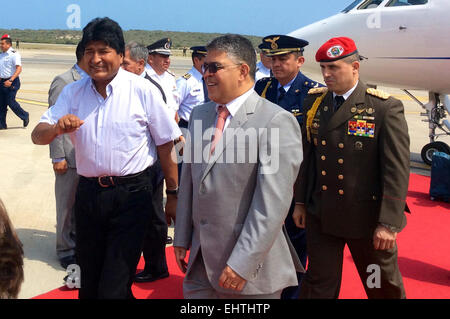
[166,236,173,245]
[23,116,29,128]
[0,126,7,130]
[134,270,169,283]
[60,255,77,269]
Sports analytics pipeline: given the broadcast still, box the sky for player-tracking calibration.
[0,0,355,36]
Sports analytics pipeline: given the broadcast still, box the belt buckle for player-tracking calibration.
[98,175,115,188]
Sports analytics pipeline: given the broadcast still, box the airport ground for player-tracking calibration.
[0,44,448,298]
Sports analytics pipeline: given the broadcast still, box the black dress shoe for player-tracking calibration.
[134,270,169,283]
[166,236,173,244]
[60,255,77,269]
[23,116,29,128]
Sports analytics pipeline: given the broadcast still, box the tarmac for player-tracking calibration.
[0,44,448,299]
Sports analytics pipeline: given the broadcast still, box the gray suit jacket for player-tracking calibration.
[174,91,304,295]
[48,65,80,168]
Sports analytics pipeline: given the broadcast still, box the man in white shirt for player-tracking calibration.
[0,34,29,129]
[48,42,88,271]
[31,18,181,299]
[146,38,180,121]
[255,50,272,82]
[176,46,209,129]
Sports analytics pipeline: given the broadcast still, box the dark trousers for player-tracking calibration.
[281,199,307,299]
[140,160,168,275]
[299,214,406,299]
[0,78,28,128]
[75,169,154,299]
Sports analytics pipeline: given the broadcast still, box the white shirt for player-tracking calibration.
[0,47,21,78]
[40,68,181,177]
[215,88,254,130]
[255,61,271,82]
[333,81,359,101]
[145,64,180,119]
[176,67,205,122]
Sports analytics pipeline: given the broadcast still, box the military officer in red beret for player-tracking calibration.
[293,37,410,299]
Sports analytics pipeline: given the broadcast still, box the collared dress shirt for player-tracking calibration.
[40,68,181,177]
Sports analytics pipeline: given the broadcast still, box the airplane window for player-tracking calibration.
[358,0,383,10]
[342,0,362,12]
[386,0,428,6]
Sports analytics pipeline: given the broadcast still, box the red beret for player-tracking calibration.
[1,34,11,40]
[315,37,358,62]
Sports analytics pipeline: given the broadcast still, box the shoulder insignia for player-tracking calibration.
[11,50,16,53]
[182,73,191,80]
[308,87,328,95]
[366,88,390,100]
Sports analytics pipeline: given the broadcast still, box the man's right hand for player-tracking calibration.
[174,246,188,273]
[292,203,306,229]
[53,160,68,175]
[55,114,84,135]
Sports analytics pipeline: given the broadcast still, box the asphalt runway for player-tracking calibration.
[0,47,448,298]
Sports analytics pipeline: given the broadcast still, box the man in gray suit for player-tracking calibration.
[174,34,304,299]
[48,43,88,269]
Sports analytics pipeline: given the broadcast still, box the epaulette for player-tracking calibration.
[308,87,328,95]
[257,76,272,84]
[367,88,390,100]
[167,69,175,77]
[11,50,16,53]
[182,73,191,80]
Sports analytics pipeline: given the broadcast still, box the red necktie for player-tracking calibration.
[210,105,230,154]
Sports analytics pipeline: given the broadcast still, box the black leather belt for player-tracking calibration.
[0,78,11,81]
[81,166,151,188]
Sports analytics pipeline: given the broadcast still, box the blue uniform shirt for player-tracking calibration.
[254,71,324,127]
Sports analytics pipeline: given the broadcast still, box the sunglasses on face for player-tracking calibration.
[202,62,242,74]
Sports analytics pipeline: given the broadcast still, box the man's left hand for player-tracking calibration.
[165,194,177,225]
[218,265,246,292]
[373,225,397,250]
[3,80,12,88]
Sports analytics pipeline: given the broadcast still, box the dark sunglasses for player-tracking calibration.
[202,62,242,74]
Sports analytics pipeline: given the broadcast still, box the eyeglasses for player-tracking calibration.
[202,62,242,74]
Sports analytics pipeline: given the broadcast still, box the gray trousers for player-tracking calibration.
[55,168,79,259]
[183,250,282,299]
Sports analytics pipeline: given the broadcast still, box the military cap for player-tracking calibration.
[1,34,11,40]
[190,46,207,56]
[315,37,358,62]
[259,34,309,57]
[147,38,172,56]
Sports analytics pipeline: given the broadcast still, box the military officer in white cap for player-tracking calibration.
[146,38,180,121]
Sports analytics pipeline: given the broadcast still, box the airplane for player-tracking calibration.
[288,0,450,165]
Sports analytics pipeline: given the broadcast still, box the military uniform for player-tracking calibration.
[255,72,322,126]
[296,37,410,299]
[0,34,29,129]
[176,46,208,128]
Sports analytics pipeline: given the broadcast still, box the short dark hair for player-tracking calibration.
[206,34,256,81]
[192,52,206,64]
[0,199,24,299]
[75,42,84,63]
[81,17,125,55]
[1,38,12,46]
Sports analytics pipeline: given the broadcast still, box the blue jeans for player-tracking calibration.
[0,77,29,128]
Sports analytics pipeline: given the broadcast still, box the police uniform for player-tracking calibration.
[145,38,180,120]
[176,46,208,128]
[254,34,323,299]
[255,60,271,82]
[296,37,410,299]
[0,34,29,129]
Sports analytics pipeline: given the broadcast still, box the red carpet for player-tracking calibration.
[34,173,449,299]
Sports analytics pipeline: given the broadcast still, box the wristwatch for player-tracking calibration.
[166,187,179,196]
